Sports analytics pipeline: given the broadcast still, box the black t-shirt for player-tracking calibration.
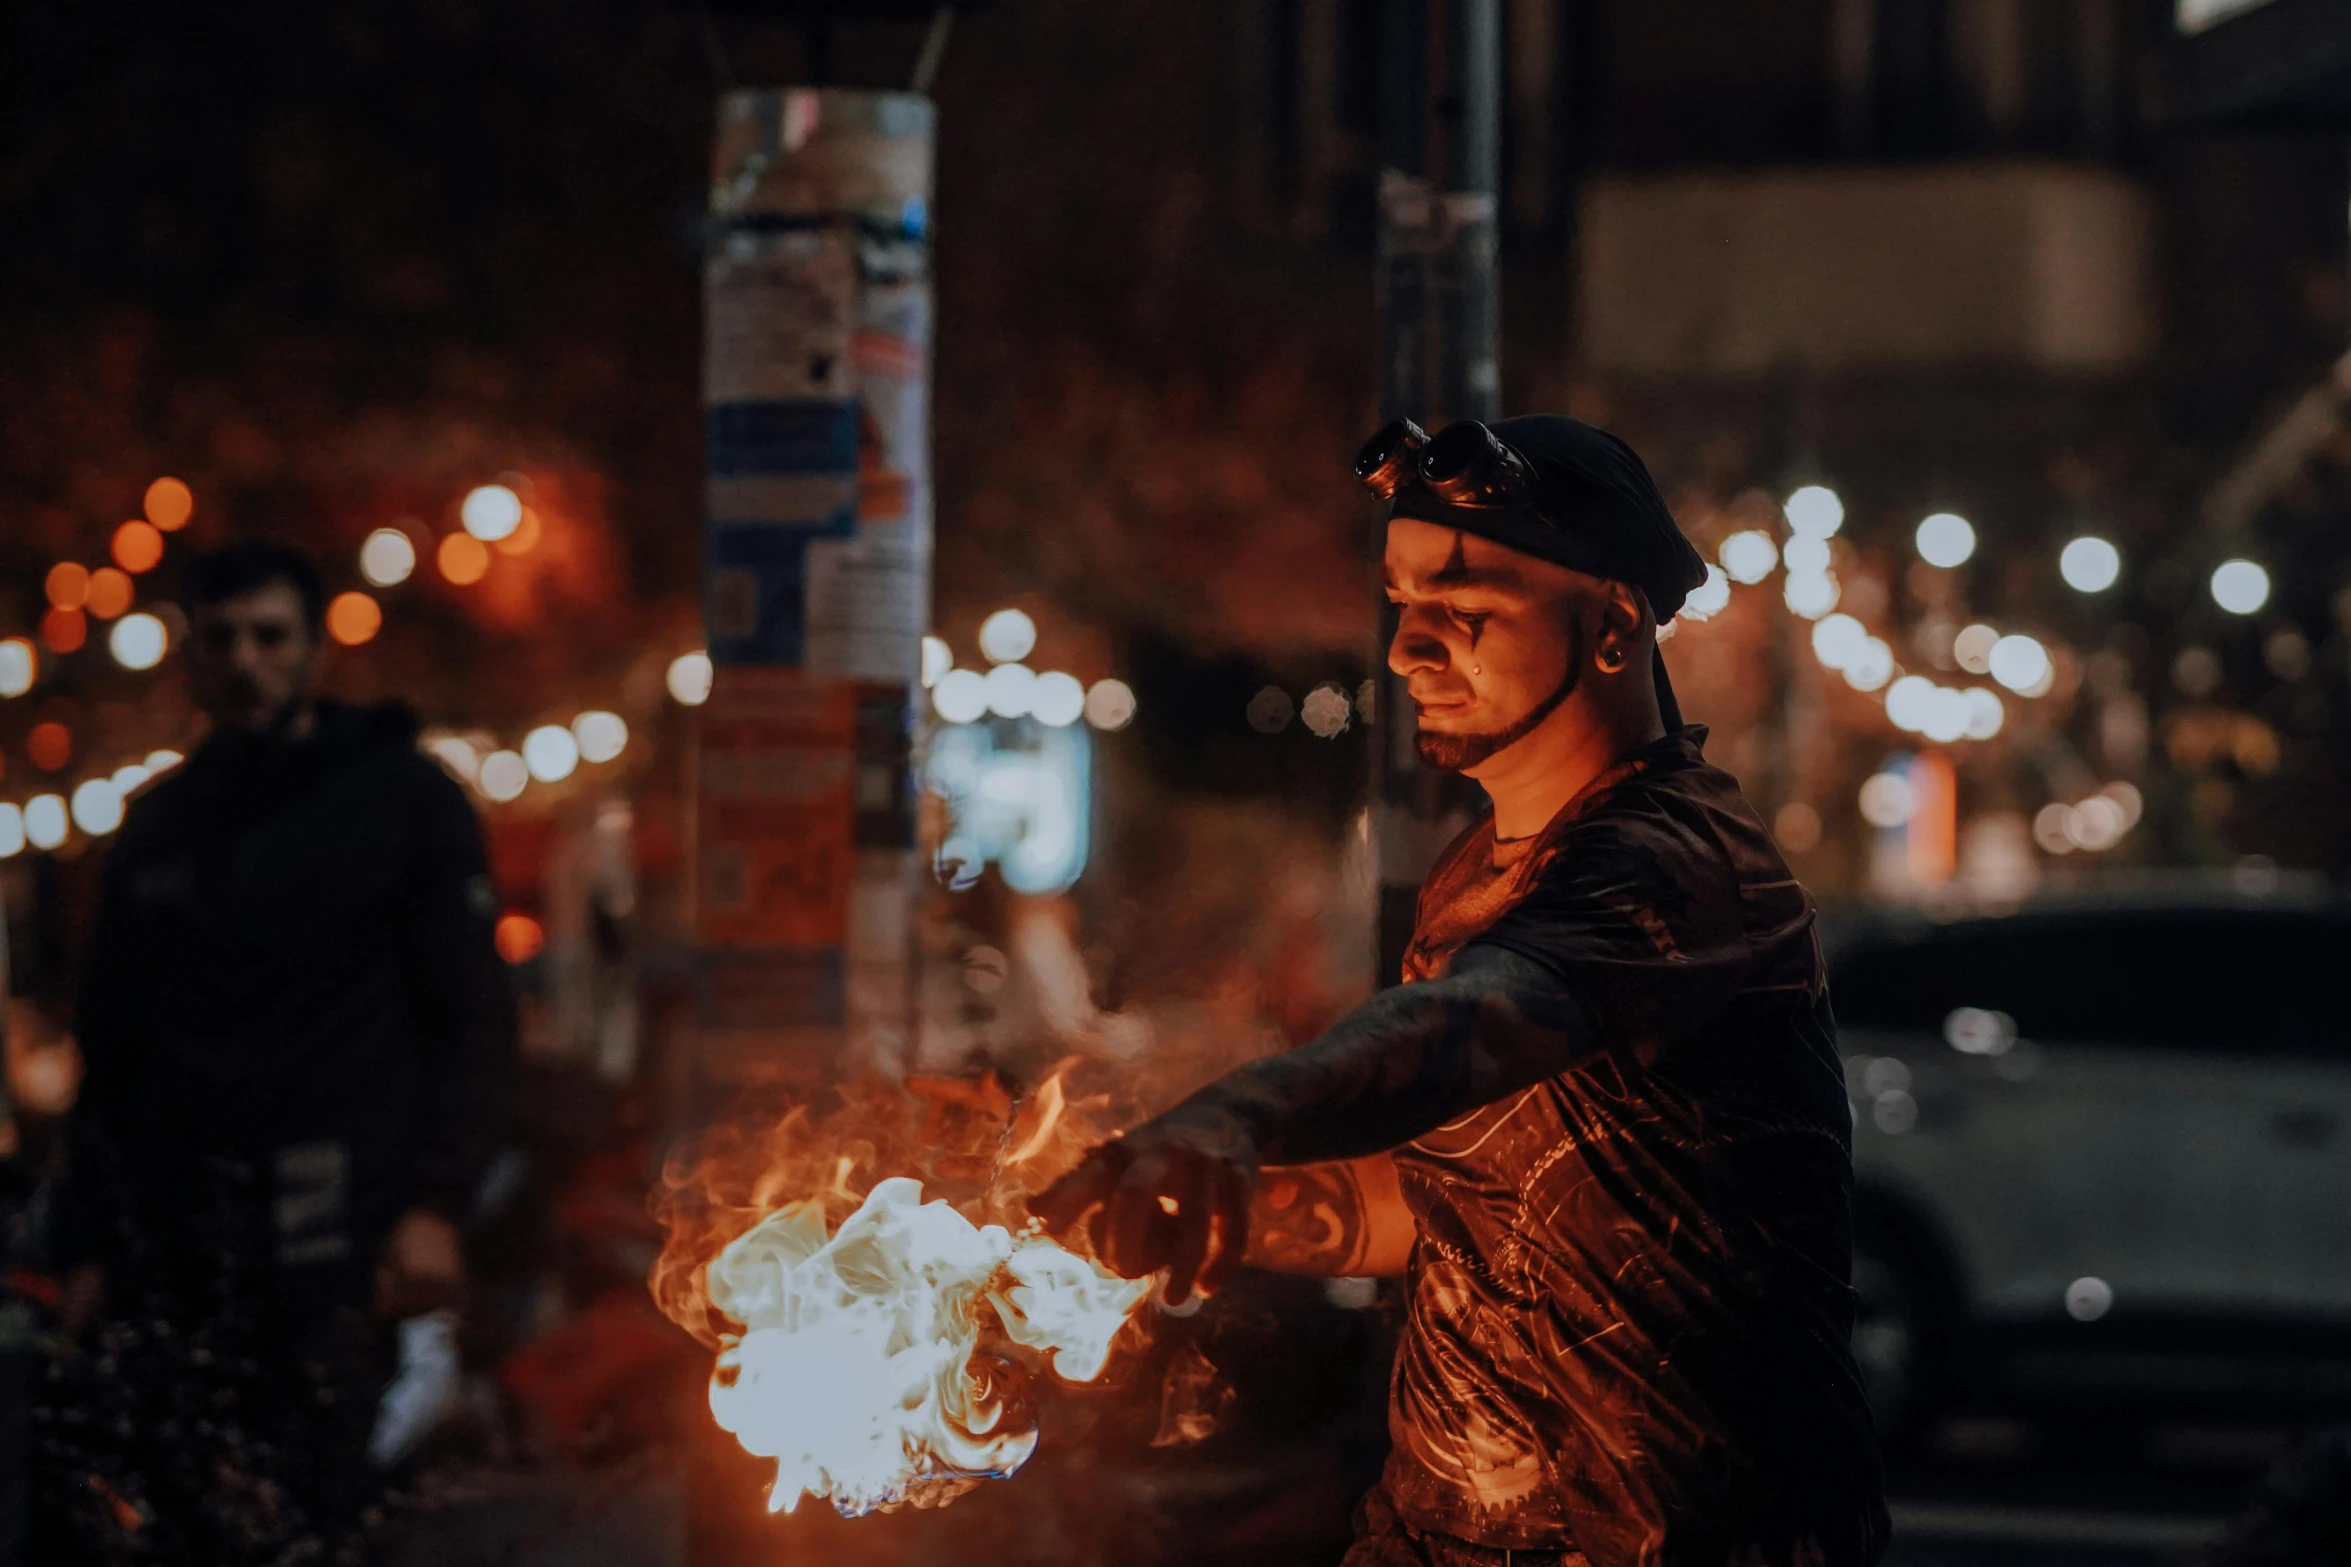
[1379,728,1887,1566]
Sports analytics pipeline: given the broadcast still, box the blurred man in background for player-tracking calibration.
[41,541,517,1561]
[1043,417,1887,1567]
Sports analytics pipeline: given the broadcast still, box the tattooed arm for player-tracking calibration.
[1244,1155,1414,1278]
[1036,943,1591,1298]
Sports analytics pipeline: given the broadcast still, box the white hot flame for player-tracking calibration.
[704,1176,1150,1517]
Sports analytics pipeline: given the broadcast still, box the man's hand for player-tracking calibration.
[376,1207,466,1318]
[1031,1106,1258,1306]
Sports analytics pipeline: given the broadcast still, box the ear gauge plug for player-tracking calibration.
[1599,645,1627,672]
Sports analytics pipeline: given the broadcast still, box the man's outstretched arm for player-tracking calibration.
[1034,943,1594,1299]
[1244,1155,1414,1278]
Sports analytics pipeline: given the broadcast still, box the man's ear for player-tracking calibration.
[1593,581,1649,669]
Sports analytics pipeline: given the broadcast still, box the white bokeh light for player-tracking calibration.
[1718,531,1778,585]
[71,778,123,836]
[0,803,21,858]
[2059,536,2121,593]
[1845,638,1895,692]
[932,667,988,724]
[479,750,529,803]
[1921,686,1971,744]
[360,528,418,587]
[1915,512,1976,568]
[1783,571,1840,620]
[1782,536,1832,577]
[1679,564,1732,621]
[25,794,67,850]
[524,725,579,783]
[1886,676,1937,732]
[921,635,953,689]
[144,749,184,773]
[1030,670,1086,727]
[1784,485,1845,540]
[983,662,1038,718]
[1988,634,2052,695]
[572,710,628,764]
[978,608,1038,665]
[109,612,167,671]
[2211,559,2270,616]
[666,651,714,707]
[461,484,524,542]
[0,638,33,698]
[1962,687,2006,740]
[111,763,150,795]
[1810,613,1867,671]
[1084,678,1137,731]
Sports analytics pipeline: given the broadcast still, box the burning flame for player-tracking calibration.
[654,1068,1153,1517]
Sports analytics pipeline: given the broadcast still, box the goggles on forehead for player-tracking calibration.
[1353,418,1546,516]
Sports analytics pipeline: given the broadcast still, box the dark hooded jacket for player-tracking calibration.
[57,701,516,1287]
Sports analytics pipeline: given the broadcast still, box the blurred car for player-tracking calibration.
[1824,883,2351,1446]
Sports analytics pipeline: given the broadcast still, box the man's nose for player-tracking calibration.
[1387,608,1448,677]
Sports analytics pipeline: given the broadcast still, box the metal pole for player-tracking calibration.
[1442,0,1501,423]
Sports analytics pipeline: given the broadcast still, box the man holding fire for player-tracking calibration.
[1040,415,1889,1566]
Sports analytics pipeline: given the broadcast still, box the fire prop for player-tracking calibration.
[654,1071,1153,1517]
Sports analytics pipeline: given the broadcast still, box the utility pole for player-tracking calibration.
[1372,0,1501,983]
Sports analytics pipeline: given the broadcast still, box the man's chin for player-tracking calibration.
[1414,727,1506,772]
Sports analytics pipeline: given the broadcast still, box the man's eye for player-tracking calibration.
[255,628,288,649]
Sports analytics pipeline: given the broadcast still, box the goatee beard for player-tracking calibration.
[1414,656,1581,772]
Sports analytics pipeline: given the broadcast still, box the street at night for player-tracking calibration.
[5,1,2351,1564]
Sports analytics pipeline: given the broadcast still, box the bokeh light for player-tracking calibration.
[24,794,67,850]
[84,568,133,620]
[493,507,543,557]
[1784,485,1845,540]
[1679,565,1732,621]
[46,563,89,612]
[41,608,85,654]
[0,639,34,698]
[438,532,490,585]
[1084,678,1137,731]
[71,778,123,836]
[1030,671,1086,727]
[325,592,383,646]
[1988,634,2052,695]
[461,484,524,542]
[1844,637,1894,692]
[978,608,1038,665]
[1915,512,1976,568]
[0,804,21,858]
[1859,772,1913,828]
[2211,558,2270,615]
[145,749,184,773]
[1718,530,1778,585]
[2059,536,2121,593]
[425,733,481,785]
[1953,623,1998,674]
[109,612,167,670]
[1783,570,1839,619]
[1962,688,2006,740]
[112,520,164,574]
[143,477,194,531]
[27,722,72,772]
[1810,613,1867,670]
[111,762,151,795]
[361,528,418,587]
[573,711,628,764]
[1885,676,1936,732]
[1782,536,1831,576]
[666,651,714,707]
[931,667,988,724]
[983,662,1037,718]
[478,749,529,802]
[921,635,953,688]
[495,913,546,964]
[523,724,580,782]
